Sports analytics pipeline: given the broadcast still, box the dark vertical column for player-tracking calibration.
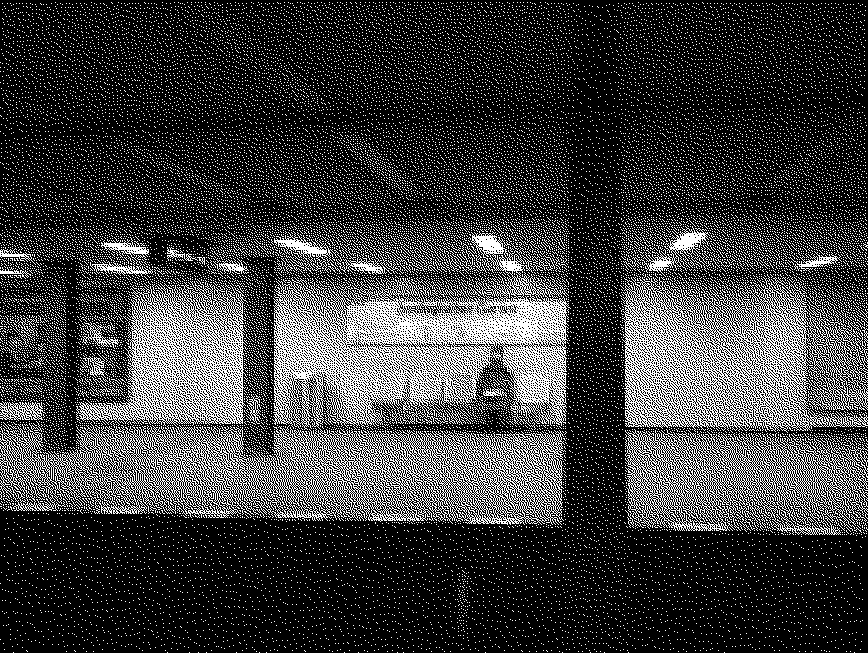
[41,261,80,452]
[571,27,625,534]
[242,257,276,455]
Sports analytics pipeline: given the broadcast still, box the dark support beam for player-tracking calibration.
[242,257,276,455]
[41,261,81,452]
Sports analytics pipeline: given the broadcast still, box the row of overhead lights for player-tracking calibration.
[273,239,384,273]
[0,245,231,277]
[471,235,522,271]
[649,233,856,272]
[95,240,381,276]
[0,250,31,276]
[648,232,708,271]
[2,233,527,276]
[0,240,385,276]
[98,243,151,275]
[797,256,838,269]
[95,234,522,275]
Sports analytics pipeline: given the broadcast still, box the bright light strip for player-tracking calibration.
[0,270,28,276]
[779,526,840,535]
[275,513,329,520]
[351,262,384,273]
[371,514,426,522]
[671,522,728,531]
[102,243,149,255]
[274,239,331,256]
[472,235,504,253]
[798,256,838,269]
[167,249,205,263]
[500,260,522,272]
[649,259,672,271]
[219,263,245,273]
[669,232,708,251]
[0,251,32,259]
[276,238,307,249]
[185,510,233,518]
[93,264,150,275]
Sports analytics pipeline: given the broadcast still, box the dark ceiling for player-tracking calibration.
[1,4,572,275]
[1,122,570,274]
[1,4,864,276]
[617,4,866,272]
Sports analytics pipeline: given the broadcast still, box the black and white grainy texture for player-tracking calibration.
[617,4,864,653]
[1,2,863,650]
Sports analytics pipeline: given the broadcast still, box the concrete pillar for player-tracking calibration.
[41,261,80,452]
[242,257,276,455]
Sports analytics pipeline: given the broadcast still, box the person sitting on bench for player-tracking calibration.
[475,344,516,429]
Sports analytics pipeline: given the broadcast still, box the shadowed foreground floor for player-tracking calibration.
[627,429,868,534]
[0,422,563,523]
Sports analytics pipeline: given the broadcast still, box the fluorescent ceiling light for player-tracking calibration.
[274,239,330,256]
[219,263,245,273]
[669,232,708,251]
[352,262,384,274]
[649,259,672,271]
[500,260,522,272]
[167,249,205,262]
[99,506,144,515]
[797,256,838,269]
[0,250,31,259]
[671,522,728,531]
[0,270,28,276]
[92,264,149,275]
[275,513,328,520]
[472,235,504,254]
[779,526,840,535]
[275,239,306,249]
[102,243,149,255]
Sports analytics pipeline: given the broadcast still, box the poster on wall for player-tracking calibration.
[347,298,567,346]
[0,289,130,403]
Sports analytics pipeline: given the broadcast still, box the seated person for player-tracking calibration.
[475,344,516,429]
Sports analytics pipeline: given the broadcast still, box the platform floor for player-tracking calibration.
[0,422,563,523]
[6,423,862,531]
[627,429,868,534]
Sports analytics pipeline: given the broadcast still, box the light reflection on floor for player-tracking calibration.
[0,422,562,524]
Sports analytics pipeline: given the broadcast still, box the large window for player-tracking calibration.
[274,275,567,429]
